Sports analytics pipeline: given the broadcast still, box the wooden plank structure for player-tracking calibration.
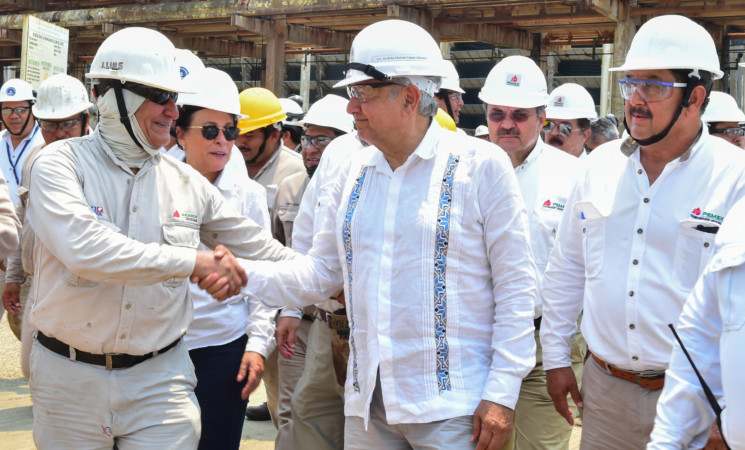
[0,0,743,121]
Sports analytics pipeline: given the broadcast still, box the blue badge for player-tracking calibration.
[6,87,15,96]
[179,66,189,79]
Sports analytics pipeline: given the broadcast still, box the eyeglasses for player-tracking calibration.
[187,125,240,141]
[487,110,535,124]
[709,126,745,138]
[1,106,30,116]
[618,78,687,102]
[38,115,85,132]
[447,92,463,102]
[543,120,574,137]
[301,135,334,149]
[347,82,399,103]
[123,82,178,105]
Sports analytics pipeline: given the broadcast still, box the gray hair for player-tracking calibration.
[590,117,620,142]
[390,77,439,118]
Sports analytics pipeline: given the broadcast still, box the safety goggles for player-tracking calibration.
[123,83,178,105]
[543,120,574,137]
[618,78,687,102]
[709,125,745,138]
[487,110,535,124]
[301,134,334,149]
[38,115,85,132]
[447,91,462,102]
[1,106,30,116]
[347,82,399,103]
[187,125,240,141]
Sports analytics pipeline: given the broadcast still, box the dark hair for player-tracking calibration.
[282,124,303,146]
[576,118,591,132]
[671,69,714,113]
[175,105,201,129]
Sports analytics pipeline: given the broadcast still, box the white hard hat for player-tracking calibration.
[479,55,548,108]
[278,98,304,125]
[85,27,192,93]
[440,60,465,94]
[0,79,35,103]
[609,15,723,80]
[546,83,598,120]
[177,68,246,118]
[32,74,93,120]
[474,125,489,137]
[333,20,444,95]
[297,94,354,134]
[175,49,205,81]
[702,91,745,124]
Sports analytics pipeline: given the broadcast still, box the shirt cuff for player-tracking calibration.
[481,373,523,410]
[279,308,303,319]
[245,336,271,358]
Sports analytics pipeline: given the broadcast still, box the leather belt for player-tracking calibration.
[591,353,665,390]
[316,309,349,336]
[37,332,181,370]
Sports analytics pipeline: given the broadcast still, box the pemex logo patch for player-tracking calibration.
[173,210,198,223]
[506,73,521,87]
[90,205,104,216]
[542,199,565,211]
[553,96,564,107]
[690,207,724,224]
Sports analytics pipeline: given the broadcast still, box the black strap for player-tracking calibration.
[345,62,390,82]
[113,85,143,149]
[668,324,731,450]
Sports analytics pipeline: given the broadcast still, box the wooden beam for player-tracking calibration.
[387,5,438,41]
[263,19,286,94]
[171,36,261,58]
[231,15,274,38]
[286,24,354,49]
[101,23,123,36]
[0,0,44,9]
[439,22,533,51]
[0,29,22,43]
[584,0,620,22]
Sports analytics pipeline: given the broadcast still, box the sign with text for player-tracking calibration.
[20,15,69,89]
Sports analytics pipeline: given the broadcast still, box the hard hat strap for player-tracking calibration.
[443,91,455,122]
[345,63,391,82]
[628,76,699,147]
[2,104,33,137]
[113,85,143,150]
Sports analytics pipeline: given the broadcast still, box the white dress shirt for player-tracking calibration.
[0,124,44,206]
[239,121,536,425]
[514,139,581,317]
[541,127,745,372]
[649,197,745,449]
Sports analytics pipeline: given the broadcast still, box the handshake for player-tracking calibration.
[190,245,246,300]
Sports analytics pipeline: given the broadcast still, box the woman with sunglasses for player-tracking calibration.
[174,67,276,450]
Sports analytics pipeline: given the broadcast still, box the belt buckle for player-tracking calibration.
[105,353,122,370]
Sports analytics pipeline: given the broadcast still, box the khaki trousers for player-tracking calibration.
[290,317,346,450]
[274,316,312,450]
[579,355,662,449]
[514,327,586,450]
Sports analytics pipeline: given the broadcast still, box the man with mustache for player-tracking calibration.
[544,83,598,158]
[540,15,745,448]
[479,55,583,450]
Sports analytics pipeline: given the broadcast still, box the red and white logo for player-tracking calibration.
[543,199,552,207]
[173,210,180,218]
[692,207,701,216]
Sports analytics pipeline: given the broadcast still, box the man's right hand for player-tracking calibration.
[190,245,247,300]
[276,316,300,359]
[2,282,21,314]
[546,367,583,425]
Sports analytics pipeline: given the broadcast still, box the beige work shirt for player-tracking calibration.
[252,145,304,217]
[26,130,293,355]
[272,170,309,248]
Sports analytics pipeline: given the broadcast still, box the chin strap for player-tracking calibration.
[113,84,143,149]
[2,108,33,137]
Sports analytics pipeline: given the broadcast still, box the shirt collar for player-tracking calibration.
[620,124,704,163]
[3,123,39,148]
[514,138,543,174]
[368,117,442,171]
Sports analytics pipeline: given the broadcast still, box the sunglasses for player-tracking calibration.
[709,126,745,138]
[187,125,240,141]
[487,110,535,123]
[123,83,178,105]
[543,120,574,137]
[1,106,30,116]
[618,78,687,102]
[301,135,334,149]
[347,82,399,103]
[38,115,85,132]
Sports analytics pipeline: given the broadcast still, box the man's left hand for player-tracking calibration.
[471,400,514,450]
[236,351,265,400]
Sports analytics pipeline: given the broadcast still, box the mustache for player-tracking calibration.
[629,106,653,118]
[497,128,520,137]
[548,136,564,146]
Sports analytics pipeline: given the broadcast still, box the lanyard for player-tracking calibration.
[5,124,38,185]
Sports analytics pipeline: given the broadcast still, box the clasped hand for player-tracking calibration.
[190,245,247,300]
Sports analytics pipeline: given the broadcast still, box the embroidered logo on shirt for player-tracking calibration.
[553,96,564,107]
[173,210,180,218]
[90,206,104,216]
[542,199,565,211]
[173,210,198,223]
[506,74,521,87]
[5,87,15,96]
[690,207,724,224]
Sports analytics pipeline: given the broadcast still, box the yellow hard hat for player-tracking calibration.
[435,108,456,132]
[237,87,287,134]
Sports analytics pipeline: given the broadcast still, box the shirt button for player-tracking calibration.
[127,179,131,185]
[632,259,639,265]
[629,324,636,330]
[582,227,586,233]
[643,198,649,203]
[637,169,643,175]
[628,291,634,297]
[125,304,132,310]
[551,228,557,234]
[637,228,643,234]
[632,355,639,361]
[132,206,137,213]
[119,334,126,340]
[704,242,710,248]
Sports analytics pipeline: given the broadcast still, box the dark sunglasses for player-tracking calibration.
[123,82,178,105]
[487,110,535,124]
[543,120,574,137]
[187,125,240,141]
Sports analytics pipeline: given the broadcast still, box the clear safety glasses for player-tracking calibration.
[301,135,334,149]
[346,82,399,103]
[618,78,687,102]
[38,115,85,132]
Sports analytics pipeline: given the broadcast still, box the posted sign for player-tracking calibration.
[20,15,69,89]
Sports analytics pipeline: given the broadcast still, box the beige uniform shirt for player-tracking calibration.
[26,130,293,355]
[0,172,19,260]
[252,145,304,217]
[272,171,309,248]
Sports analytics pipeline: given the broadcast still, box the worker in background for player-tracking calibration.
[702,91,745,149]
[434,60,465,126]
[544,83,598,158]
[584,115,619,154]
[278,97,305,152]
[474,124,490,141]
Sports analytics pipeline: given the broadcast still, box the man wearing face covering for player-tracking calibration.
[24,28,293,449]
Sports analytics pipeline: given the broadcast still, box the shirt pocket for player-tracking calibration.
[577,201,606,279]
[671,219,717,292]
[162,222,200,287]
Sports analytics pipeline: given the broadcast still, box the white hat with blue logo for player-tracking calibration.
[0,78,35,103]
